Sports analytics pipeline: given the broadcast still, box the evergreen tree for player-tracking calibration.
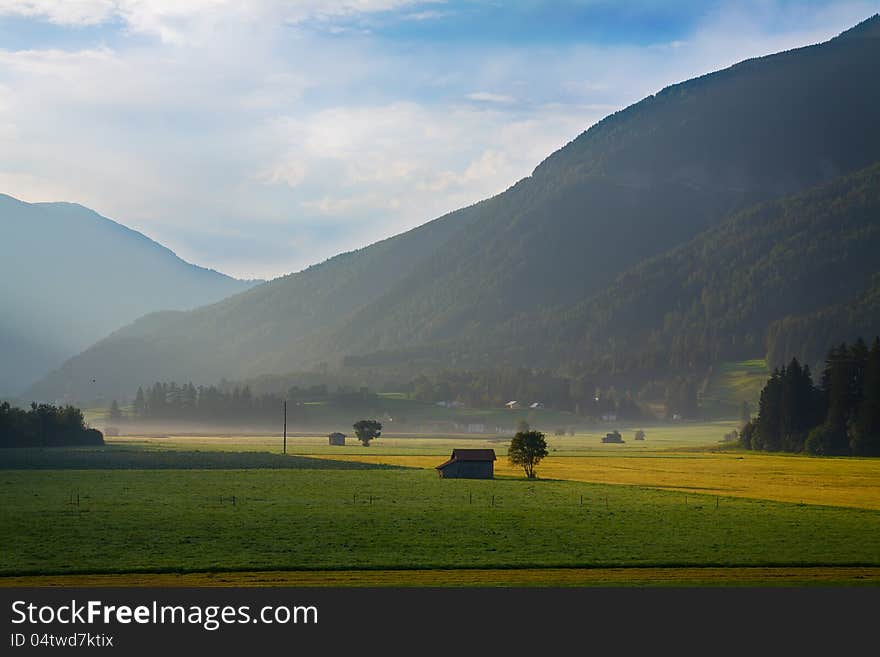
[133,387,145,417]
[822,345,855,454]
[753,368,782,451]
[851,337,880,455]
[778,359,819,452]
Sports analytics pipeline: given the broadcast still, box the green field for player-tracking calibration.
[2,463,880,577]
[3,419,880,586]
[701,359,771,416]
[105,419,740,455]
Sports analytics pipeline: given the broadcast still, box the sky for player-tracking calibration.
[0,1,877,280]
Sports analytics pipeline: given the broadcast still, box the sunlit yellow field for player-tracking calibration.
[307,452,880,511]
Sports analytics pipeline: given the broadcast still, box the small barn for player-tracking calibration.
[602,431,625,444]
[436,448,496,479]
[328,432,346,446]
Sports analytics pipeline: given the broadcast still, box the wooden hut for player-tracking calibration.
[435,448,496,479]
[328,432,346,446]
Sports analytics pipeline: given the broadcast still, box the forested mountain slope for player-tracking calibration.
[541,162,880,376]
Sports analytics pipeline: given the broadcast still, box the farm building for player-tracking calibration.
[328,432,346,446]
[602,431,625,444]
[505,400,521,409]
[529,402,545,409]
[436,449,496,479]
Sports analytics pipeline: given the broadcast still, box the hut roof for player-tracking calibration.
[436,448,496,470]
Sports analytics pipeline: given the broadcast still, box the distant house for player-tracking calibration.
[529,402,545,410]
[328,432,346,446]
[601,412,618,422]
[505,401,520,409]
[436,449,496,479]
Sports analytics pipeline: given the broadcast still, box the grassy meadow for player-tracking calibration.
[2,419,880,586]
[2,466,880,578]
[103,425,880,510]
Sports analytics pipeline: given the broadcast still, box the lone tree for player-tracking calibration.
[508,429,548,479]
[108,400,122,421]
[353,419,382,447]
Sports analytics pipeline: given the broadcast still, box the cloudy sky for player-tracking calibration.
[0,0,876,279]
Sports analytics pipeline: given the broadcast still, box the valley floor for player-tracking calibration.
[2,423,879,587]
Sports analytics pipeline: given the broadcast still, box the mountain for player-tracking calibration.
[0,195,260,394]
[29,15,880,403]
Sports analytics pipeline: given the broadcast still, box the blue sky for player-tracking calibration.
[0,0,877,279]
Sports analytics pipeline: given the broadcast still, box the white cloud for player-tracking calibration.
[0,0,439,42]
[0,0,116,25]
[0,0,876,279]
[465,91,516,104]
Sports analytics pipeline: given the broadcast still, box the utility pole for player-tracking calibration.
[283,400,287,455]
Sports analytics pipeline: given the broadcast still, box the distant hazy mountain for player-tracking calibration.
[30,15,880,402]
[0,195,260,394]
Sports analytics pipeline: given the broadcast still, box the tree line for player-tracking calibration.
[0,402,103,448]
[121,381,382,424]
[741,337,880,455]
[128,382,286,423]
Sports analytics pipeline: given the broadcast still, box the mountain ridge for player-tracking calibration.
[0,194,261,394]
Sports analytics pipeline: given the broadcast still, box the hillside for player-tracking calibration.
[530,162,880,378]
[0,195,260,394]
[29,15,880,403]
[26,201,482,401]
[321,15,880,365]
